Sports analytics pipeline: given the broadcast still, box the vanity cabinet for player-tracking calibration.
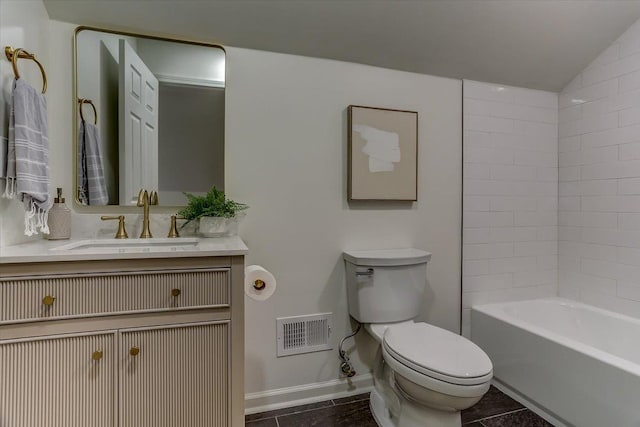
[119,322,229,427]
[0,331,117,427]
[0,255,244,427]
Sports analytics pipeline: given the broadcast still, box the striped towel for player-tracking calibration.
[2,78,52,236]
[77,119,108,206]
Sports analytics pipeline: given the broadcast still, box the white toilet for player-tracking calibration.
[343,248,493,427]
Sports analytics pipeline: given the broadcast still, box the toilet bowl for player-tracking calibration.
[343,249,493,427]
[367,321,492,427]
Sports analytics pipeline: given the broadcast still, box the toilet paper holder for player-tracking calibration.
[245,265,276,301]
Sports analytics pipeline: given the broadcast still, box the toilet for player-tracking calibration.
[343,248,493,427]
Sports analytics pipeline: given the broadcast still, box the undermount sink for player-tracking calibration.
[51,237,199,253]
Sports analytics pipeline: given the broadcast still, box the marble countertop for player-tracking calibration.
[0,235,248,264]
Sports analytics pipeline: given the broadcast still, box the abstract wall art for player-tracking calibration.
[348,105,418,201]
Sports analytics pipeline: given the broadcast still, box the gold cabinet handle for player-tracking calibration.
[129,347,140,357]
[92,350,103,361]
[171,288,181,297]
[42,295,56,306]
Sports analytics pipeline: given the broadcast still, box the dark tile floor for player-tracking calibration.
[245,386,554,427]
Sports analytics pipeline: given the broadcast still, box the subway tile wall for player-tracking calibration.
[462,80,558,337]
[559,19,640,319]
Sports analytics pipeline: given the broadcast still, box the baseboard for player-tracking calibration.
[491,379,568,427]
[244,373,374,415]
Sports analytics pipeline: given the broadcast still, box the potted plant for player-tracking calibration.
[177,186,248,237]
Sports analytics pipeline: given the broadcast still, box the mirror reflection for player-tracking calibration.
[75,28,225,207]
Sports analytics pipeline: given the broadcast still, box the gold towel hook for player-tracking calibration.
[4,46,47,94]
[78,98,98,125]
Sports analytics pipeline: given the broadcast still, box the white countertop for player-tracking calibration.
[0,235,248,264]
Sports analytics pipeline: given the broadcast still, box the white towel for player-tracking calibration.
[77,120,108,205]
[3,78,52,236]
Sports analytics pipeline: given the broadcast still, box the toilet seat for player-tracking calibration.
[382,322,493,387]
[382,344,491,399]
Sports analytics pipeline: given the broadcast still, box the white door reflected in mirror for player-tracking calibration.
[119,39,159,205]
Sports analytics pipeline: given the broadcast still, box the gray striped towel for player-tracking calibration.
[2,78,52,236]
[77,119,108,205]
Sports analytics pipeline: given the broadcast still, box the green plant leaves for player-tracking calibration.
[177,186,248,225]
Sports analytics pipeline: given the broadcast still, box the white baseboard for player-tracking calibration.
[245,373,374,415]
[491,379,568,427]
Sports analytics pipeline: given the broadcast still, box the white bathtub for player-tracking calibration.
[471,297,640,427]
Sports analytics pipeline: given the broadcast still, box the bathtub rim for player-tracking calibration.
[471,297,640,378]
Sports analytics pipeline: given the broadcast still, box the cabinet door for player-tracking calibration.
[0,332,116,427]
[119,321,230,427]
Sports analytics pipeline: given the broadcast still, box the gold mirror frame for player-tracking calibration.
[73,26,226,212]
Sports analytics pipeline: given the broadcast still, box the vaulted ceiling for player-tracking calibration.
[43,0,640,92]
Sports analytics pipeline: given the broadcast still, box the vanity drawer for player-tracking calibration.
[0,269,230,323]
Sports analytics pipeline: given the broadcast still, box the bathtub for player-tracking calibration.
[471,297,640,427]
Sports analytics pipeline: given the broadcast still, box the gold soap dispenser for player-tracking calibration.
[47,187,71,240]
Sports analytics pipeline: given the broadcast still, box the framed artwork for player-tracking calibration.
[348,105,418,201]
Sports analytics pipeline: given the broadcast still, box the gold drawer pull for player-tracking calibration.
[171,288,181,297]
[92,351,103,361]
[129,347,140,357]
[42,295,56,306]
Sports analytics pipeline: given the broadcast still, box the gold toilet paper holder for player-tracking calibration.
[253,279,266,290]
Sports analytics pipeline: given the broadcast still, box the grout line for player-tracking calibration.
[252,397,370,423]
[335,397,369,405]
[247,416,274,423]
[476,407,528,423]
[258,403,334,420]
[275,417,281,427]
[464,406,527,424]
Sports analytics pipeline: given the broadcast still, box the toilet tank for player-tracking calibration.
[343,248,432,323]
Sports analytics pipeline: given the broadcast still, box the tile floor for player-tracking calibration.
[245,386,554,427]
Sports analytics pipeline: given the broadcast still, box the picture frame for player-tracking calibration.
[348,105,418,201]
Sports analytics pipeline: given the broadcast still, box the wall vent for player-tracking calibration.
[276,313,333,357]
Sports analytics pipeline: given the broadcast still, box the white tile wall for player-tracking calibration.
[559,18,640,320]
[462,80,558,337]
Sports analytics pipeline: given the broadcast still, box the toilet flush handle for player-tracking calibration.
[356,268,374,277]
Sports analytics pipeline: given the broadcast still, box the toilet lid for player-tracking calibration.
[383,322,492,385]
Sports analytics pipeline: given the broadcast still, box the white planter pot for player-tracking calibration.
[198,216,241,237]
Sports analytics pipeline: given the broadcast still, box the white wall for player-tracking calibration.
[158,84,224,198]
[0,0,53,246]
[1,11,464,406]
[0,11,131,245]
[559,18,640,319]
[226,48,462,400]
[136,38,224,85]
[462,80,558,337]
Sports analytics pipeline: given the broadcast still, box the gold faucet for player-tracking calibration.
[100,215,128,239]
[168,215,180,238]
[137,189,158,238]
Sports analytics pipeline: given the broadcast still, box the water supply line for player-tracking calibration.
[338,322,362,377]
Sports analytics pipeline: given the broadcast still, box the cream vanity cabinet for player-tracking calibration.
[0,254,245,427]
